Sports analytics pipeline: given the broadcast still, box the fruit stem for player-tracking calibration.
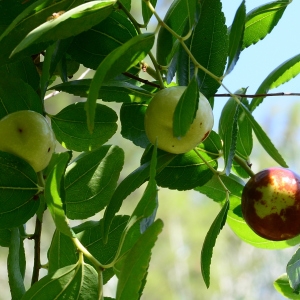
[233,154,255,177]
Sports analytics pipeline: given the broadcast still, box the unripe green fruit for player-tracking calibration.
[0,110,56,172]
[241,167,300,241]
[144,86,214,154]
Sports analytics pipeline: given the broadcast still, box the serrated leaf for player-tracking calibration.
[102,152,176,242]
[287,248,300,293]
[85,33,155,132]
[0,152,39,229]
[218,97,239,175]
[201,200,229,288]
[0,0,82,65]
[240,102,288,167]
[51,79,152,103]
[189,0,228,98]
[50,102,118,152]
[22,261,99,300]
[116,219,163,300]
[156,0,200,66]
[7,227,26,300]
[142,0,157,25]
[242,0,291,49]
[173,76,199,138]
[65,145,124,219]
[274,273,300,299]
[44,151,74,238]
[11,1,115,58]
[226,0,246,74]
[68,11,137,70]
[0,75,43,119]
[250,53,300,112]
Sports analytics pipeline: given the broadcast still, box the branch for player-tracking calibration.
[214,92,300,98]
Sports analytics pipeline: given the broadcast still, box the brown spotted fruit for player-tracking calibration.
[144,86,214,154]
[0,110,56,172]
[241,167,300,241]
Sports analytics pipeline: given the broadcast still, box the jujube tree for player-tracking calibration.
[0,0,300,299]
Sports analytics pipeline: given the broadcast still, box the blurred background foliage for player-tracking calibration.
[1,1,300,299]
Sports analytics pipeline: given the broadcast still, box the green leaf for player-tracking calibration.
[201,200,229,288]
[173,76,199,138]
[50,102,118,152]
[0,57,39,91]
[156,0,200,66]
[0,75,43,119]
[226,0,246,74]
[51,79,153,103]
[44,151,74,238]
[0,0,82,65]
[242,0,291,49]
[68,11,137,69]
[218,97,239,175]
[287,247,300,293]
[240,102,288,167]
[102,151,176,242]
[85,32,155,132]
[116,219,163,300]
[65,145,124,219]
[142,0,157,25]
[0,152,39,229]
[11,1,115,58]
[22,261,99,300]
[274,274,300,300]
[7,227,26,300]
[150,145,218,191]
[189,0,228,98]
[250,53,300,112]
[0,228,11,247]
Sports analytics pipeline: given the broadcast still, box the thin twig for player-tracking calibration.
[214,92,300,98]
[30,216,42,285]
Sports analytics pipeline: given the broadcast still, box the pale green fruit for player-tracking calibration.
[0,110,56,172]
[144,86,214,154]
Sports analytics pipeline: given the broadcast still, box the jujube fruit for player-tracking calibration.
[144,86,214,154]
[0,110,56,172]
[241,167,300,241]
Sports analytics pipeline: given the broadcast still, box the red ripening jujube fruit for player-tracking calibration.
[241,167,300,241]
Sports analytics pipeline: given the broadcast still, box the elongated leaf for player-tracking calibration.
[0,152,39,229]
[116,219,163,300]
[274,274,300,299]
[0,74,43,119]
[287,248,300,293]
[156,0,199,66]
[51,79,152,103]
[201,200,229,288]
[218,97,239,175]
[11,1,115,58]
[240,102,288,167]
[102,152,176,242]
[242,0,291,49]
[22,261,99,300]
[65,145,124,219]
[0,228,11,247]
[44,151,74,237]
[173,76,199,138]
[50,102,118,152]
[142,0,157,25]
[0,0,82,65]
[226,0,246,74]
[7,227,26,300]
[85,33,155,132]
[68,11,137,70]
[250,53,300,111]
[189,0,228,98]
